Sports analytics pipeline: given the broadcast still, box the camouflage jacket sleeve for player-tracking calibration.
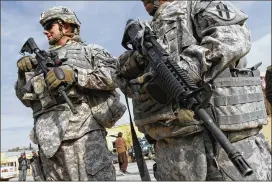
[265,65,272,104]
[181,1,251,83]
[76,44,117,90]
[113,50,141,98]
[113,64,134,98]
[14,72,32,107]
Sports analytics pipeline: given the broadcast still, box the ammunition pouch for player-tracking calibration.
[31,73,57,109]
[90,91,126,128]
[209,66,267,132]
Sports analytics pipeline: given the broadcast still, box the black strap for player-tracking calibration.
[124,81,151,181]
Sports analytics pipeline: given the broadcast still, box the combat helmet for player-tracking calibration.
[40,6,82,44]
[40,6,81,28]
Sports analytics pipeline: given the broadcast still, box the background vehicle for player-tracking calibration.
[128,137,155,162]
[0,166,17,181]
[110,150,118,164]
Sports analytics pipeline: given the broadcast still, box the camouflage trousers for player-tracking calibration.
[39,130,116,181]
[154,131,271,181]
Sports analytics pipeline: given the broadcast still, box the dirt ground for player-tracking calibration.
[261,115,271,147]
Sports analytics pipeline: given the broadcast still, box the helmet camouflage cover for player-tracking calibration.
[40,6,81,27]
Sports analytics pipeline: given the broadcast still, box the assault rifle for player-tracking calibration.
[121,19,253,178]
[20,37,77,114]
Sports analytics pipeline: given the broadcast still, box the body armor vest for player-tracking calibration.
[49,41,126,129]
[209,67,267,131]
[49,41,93,69]
[28,41,93,113]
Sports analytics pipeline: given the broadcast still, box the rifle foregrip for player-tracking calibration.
[166,58,197,89]
[156,61,184,101]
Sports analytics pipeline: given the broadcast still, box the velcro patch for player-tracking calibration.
[207,2,236,20]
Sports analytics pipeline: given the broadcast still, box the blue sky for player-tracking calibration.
[1,1,271,151]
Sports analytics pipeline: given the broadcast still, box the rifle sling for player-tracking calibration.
[124,81,151,181]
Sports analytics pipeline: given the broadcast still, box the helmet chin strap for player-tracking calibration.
[149,0,159,16]
[48,27,75,45]
[49,31,63,45]
[48,20,79,45]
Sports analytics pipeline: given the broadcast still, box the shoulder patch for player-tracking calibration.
[206,2,236,21]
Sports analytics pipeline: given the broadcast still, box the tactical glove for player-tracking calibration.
[45,68,75,91]
[118,50,145,78]
[177,109,195,121]
[17,56,38,72]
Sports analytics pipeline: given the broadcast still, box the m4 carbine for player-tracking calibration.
[20,37,77,114]
[121,19,253,177]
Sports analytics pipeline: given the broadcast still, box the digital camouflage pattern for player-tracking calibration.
[15,35,125,180]
[39,130,116,181]
[154,132,271,181]
[40,6,81,27]
[115,0,271,180]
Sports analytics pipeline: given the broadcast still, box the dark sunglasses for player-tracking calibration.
[43,20,59,31]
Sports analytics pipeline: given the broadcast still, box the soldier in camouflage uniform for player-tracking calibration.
[15,6,126,181]
[115,0,271,181]
[266,65,272,105]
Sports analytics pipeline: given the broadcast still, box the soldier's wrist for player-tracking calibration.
[18,69,26,78]
[267,65,271,71]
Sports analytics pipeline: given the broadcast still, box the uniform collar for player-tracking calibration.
[49,39,74,50]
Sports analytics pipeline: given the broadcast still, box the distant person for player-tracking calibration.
[18,152,28,181]
[114,132,129,174]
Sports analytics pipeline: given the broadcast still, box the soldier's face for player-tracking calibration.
[43,21,61,41]
[142,0,168,15]
[142,0,154,14]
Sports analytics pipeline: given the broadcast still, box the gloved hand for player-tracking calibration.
[118,50,146,78]
[178,109,195,121]
[17,56,38,72]
[45,68,75,91]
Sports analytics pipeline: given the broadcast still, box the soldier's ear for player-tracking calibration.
[62,22,71,33]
